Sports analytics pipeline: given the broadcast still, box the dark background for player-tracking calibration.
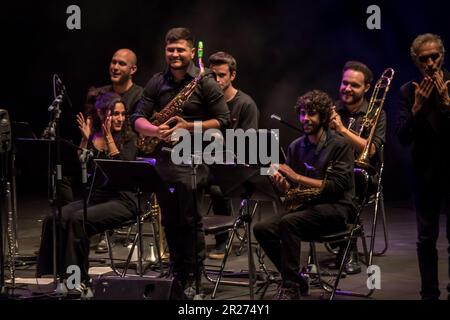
[1,0,449,201]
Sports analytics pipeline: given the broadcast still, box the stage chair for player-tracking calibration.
[307,168,375,300]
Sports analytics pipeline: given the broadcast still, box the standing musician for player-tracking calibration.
[253,90,355,300]
[397,33,450,300]
[206,51,259,260]
[131,27,230,299]
[328,61,386,274]
[36,92,138,293]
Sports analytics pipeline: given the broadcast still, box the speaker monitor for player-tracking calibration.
[93,275,175,300]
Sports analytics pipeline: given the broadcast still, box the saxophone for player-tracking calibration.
[137,41,206,154]
[149,193,169,261]
[282,163,332,212]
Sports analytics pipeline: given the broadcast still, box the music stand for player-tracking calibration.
[94,159,163,276]
[208,162,280,300]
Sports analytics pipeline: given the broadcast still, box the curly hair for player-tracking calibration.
[294,90,333,128]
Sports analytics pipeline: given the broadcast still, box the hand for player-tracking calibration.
[102,110,112,138]
[160,116,190,143]
[76,112,92,140]
[432,71,450,108]
[269,168,290,193]
[412,77,434,115]
[329,107,345,133]
[278,164,300,183]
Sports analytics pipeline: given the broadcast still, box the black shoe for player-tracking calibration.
[344,250,361,275]
[273,283,300,300]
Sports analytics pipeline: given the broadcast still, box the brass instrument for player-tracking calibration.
[137,41,206,154]
[149,193,169,261]
[283,184,323,212]
[282,163,332,212]
[354,68,394,175]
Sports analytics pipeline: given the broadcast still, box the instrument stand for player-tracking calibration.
[207,162,279,300]
[0,151,8,297]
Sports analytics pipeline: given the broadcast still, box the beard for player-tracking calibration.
[302,122,322,136]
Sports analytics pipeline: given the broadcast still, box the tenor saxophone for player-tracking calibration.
[137,41,206,154]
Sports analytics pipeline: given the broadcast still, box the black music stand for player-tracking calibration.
[207,162,280,300]
[94,159,163,276]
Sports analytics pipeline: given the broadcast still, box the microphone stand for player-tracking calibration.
[79,148,93,237]
[48,95,68,296]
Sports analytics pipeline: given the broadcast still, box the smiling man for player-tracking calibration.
[397,33,450,300]
[253,90,355,300]
[131,27,229,299]
[328,61,386,275]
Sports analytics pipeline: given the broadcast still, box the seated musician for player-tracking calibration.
[36,91,138,293]
[253,90,356,300]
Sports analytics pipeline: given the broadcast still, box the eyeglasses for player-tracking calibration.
[418,53,441,63]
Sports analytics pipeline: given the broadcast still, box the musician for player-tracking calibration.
[253,90,355,299]
[131,27,230,299]
[396,33,450,300]
[36,92,138,292]
[206,51,259,260]
[328,61,386,274]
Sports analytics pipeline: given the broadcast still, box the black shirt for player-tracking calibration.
[228,90,259,130]
[335,99,386,155]
[84,83,143,117]
[131,62,230,129]
[286,129,355,209]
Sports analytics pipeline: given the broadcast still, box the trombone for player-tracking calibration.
[354,68,394,175]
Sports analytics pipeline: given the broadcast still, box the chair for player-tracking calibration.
[366,144,388,257]
[104,193,167,277]
[307,168,375,300]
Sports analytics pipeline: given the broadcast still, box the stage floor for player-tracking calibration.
[4,192,449,300]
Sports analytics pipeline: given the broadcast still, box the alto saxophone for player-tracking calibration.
[137,41,206,154]
[282,163,332,212]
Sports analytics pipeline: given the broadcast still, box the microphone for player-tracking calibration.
[48,95,64,111]
[54,74,73,108]
[270,114,303,133]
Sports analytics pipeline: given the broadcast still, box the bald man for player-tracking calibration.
[83,49,143,254]
[85,48,143,119]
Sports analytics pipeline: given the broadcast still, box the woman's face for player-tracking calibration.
[110,102,126,132]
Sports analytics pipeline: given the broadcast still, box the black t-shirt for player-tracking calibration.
[84,83,143,117]
[227,90,259,130]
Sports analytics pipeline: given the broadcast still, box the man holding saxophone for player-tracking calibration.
[131,27,229,299]
[254,90,356,299]
[397,33,450,300]
[328,61,387,274]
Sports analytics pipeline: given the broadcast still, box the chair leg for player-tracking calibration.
[105,231,121,276]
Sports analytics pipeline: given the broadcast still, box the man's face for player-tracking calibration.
[111,102,126,132]
[339,69,370,106]
[299,108,323,136]
[415,41,444,77]
[165,40,195,70]
[210,63,235,91]
[109,50,137,85]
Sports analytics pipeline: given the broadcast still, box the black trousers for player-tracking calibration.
[253,203,350,284]
[155,157,208,283]
[37,199,135,283]
[414,183,450,299]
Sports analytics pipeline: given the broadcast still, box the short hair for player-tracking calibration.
[209,51,237,73]
[342,61,373,85]
[294,90,333,128]
[165,27,194,48]
[410,33,445,59]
